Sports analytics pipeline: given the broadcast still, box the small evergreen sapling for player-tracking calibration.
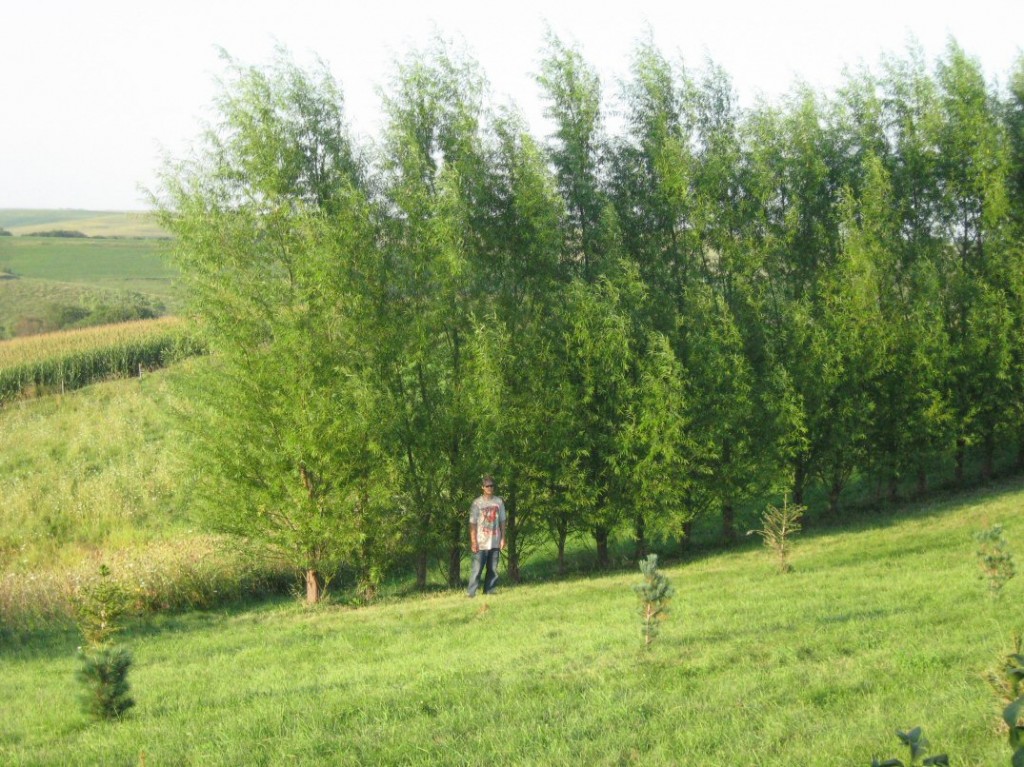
[990,635,1024,765]
[633,554,674,648]
[749,495,805,573]
[74,564,131,646]
[976,524,1016,599]
[870,727,948,766]
[73,565,135,720]
[77,645,135,720]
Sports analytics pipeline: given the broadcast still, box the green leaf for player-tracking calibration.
[1005,698,1024,729]
[923,755,949,766]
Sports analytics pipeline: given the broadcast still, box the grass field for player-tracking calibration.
[0,236,175,295]
[2,479,1023,765]
[0,235,178,337]
[0,366,187,568]
[0,361,282,634]
[0,209,167,238]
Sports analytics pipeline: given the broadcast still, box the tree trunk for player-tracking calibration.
[955,436,966,484]
[722,502,736,546]
[447,546,461,589]
[633,514,647,560]
[305,568,323,605]
[793,456,807,507]
[447,517,461,588]
[679,519,694,553]
[556,517,568,576]
[982,429,995,481]
[594,526,610,569]
[887,474,899,503]
[357,517,377,603]
[916,466,928,497]
[415,550,428,590]
[828,480,842,516]
[506,491,521,583]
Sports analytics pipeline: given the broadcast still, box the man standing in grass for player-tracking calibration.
[467,475,506,597]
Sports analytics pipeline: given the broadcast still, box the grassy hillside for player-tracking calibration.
[0,366,185,569]
[0,361,281,627]
[0,236,178,337]
[0,209,167,238]
[1,355,1022,764]
[0,236,174,292]
[2,480,1023,765]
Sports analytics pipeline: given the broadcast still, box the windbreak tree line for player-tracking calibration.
[156,39,1024,602]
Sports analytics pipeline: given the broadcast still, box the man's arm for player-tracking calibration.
[469,500,479,553]
[499,499,507,550]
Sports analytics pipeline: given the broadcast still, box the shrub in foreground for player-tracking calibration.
[992,638,1024,765]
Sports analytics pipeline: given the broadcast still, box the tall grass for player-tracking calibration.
[0,537,294,637]
[0,317,202,402]
[0,364,293,634]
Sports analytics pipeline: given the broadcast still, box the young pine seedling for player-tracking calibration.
[991,635,1024,765]
[749,495,805,574]
[633,554,674,648]
[976,524,1016,599]
[73,565,135,721]
[870,727,948,766]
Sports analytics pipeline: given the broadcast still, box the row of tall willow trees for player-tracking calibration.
[157,38,1024,602]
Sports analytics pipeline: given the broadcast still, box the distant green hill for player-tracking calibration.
[0,209,168,238]
[0,235,178,338]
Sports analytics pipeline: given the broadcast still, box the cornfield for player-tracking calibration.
[0,317,203,403]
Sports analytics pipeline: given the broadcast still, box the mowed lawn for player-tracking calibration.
[3,482,1022,766]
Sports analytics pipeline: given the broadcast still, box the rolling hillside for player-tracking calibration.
[0,209,168,239]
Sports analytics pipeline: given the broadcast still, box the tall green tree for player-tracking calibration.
[932,42,1013,481]
[611,40,696,331]
[155,51,387,604]
[741,89,844,508]
[538,32,617,282]
[852,155,950,499]
[1002,57,1024,467]
[538,34,632,566]
[376,40,491,587]
[466,110,569,580]
[693,61,798,539]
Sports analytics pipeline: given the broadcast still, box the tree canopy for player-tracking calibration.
[156,40,1024,600]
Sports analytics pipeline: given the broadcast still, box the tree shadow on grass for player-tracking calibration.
[0,592,298,660]
[0,622,79,661]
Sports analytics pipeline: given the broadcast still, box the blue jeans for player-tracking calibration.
[467,548,500,597]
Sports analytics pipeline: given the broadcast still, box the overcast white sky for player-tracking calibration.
[2,0,1021,211]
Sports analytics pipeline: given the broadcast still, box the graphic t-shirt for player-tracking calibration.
[470,495,506,550]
